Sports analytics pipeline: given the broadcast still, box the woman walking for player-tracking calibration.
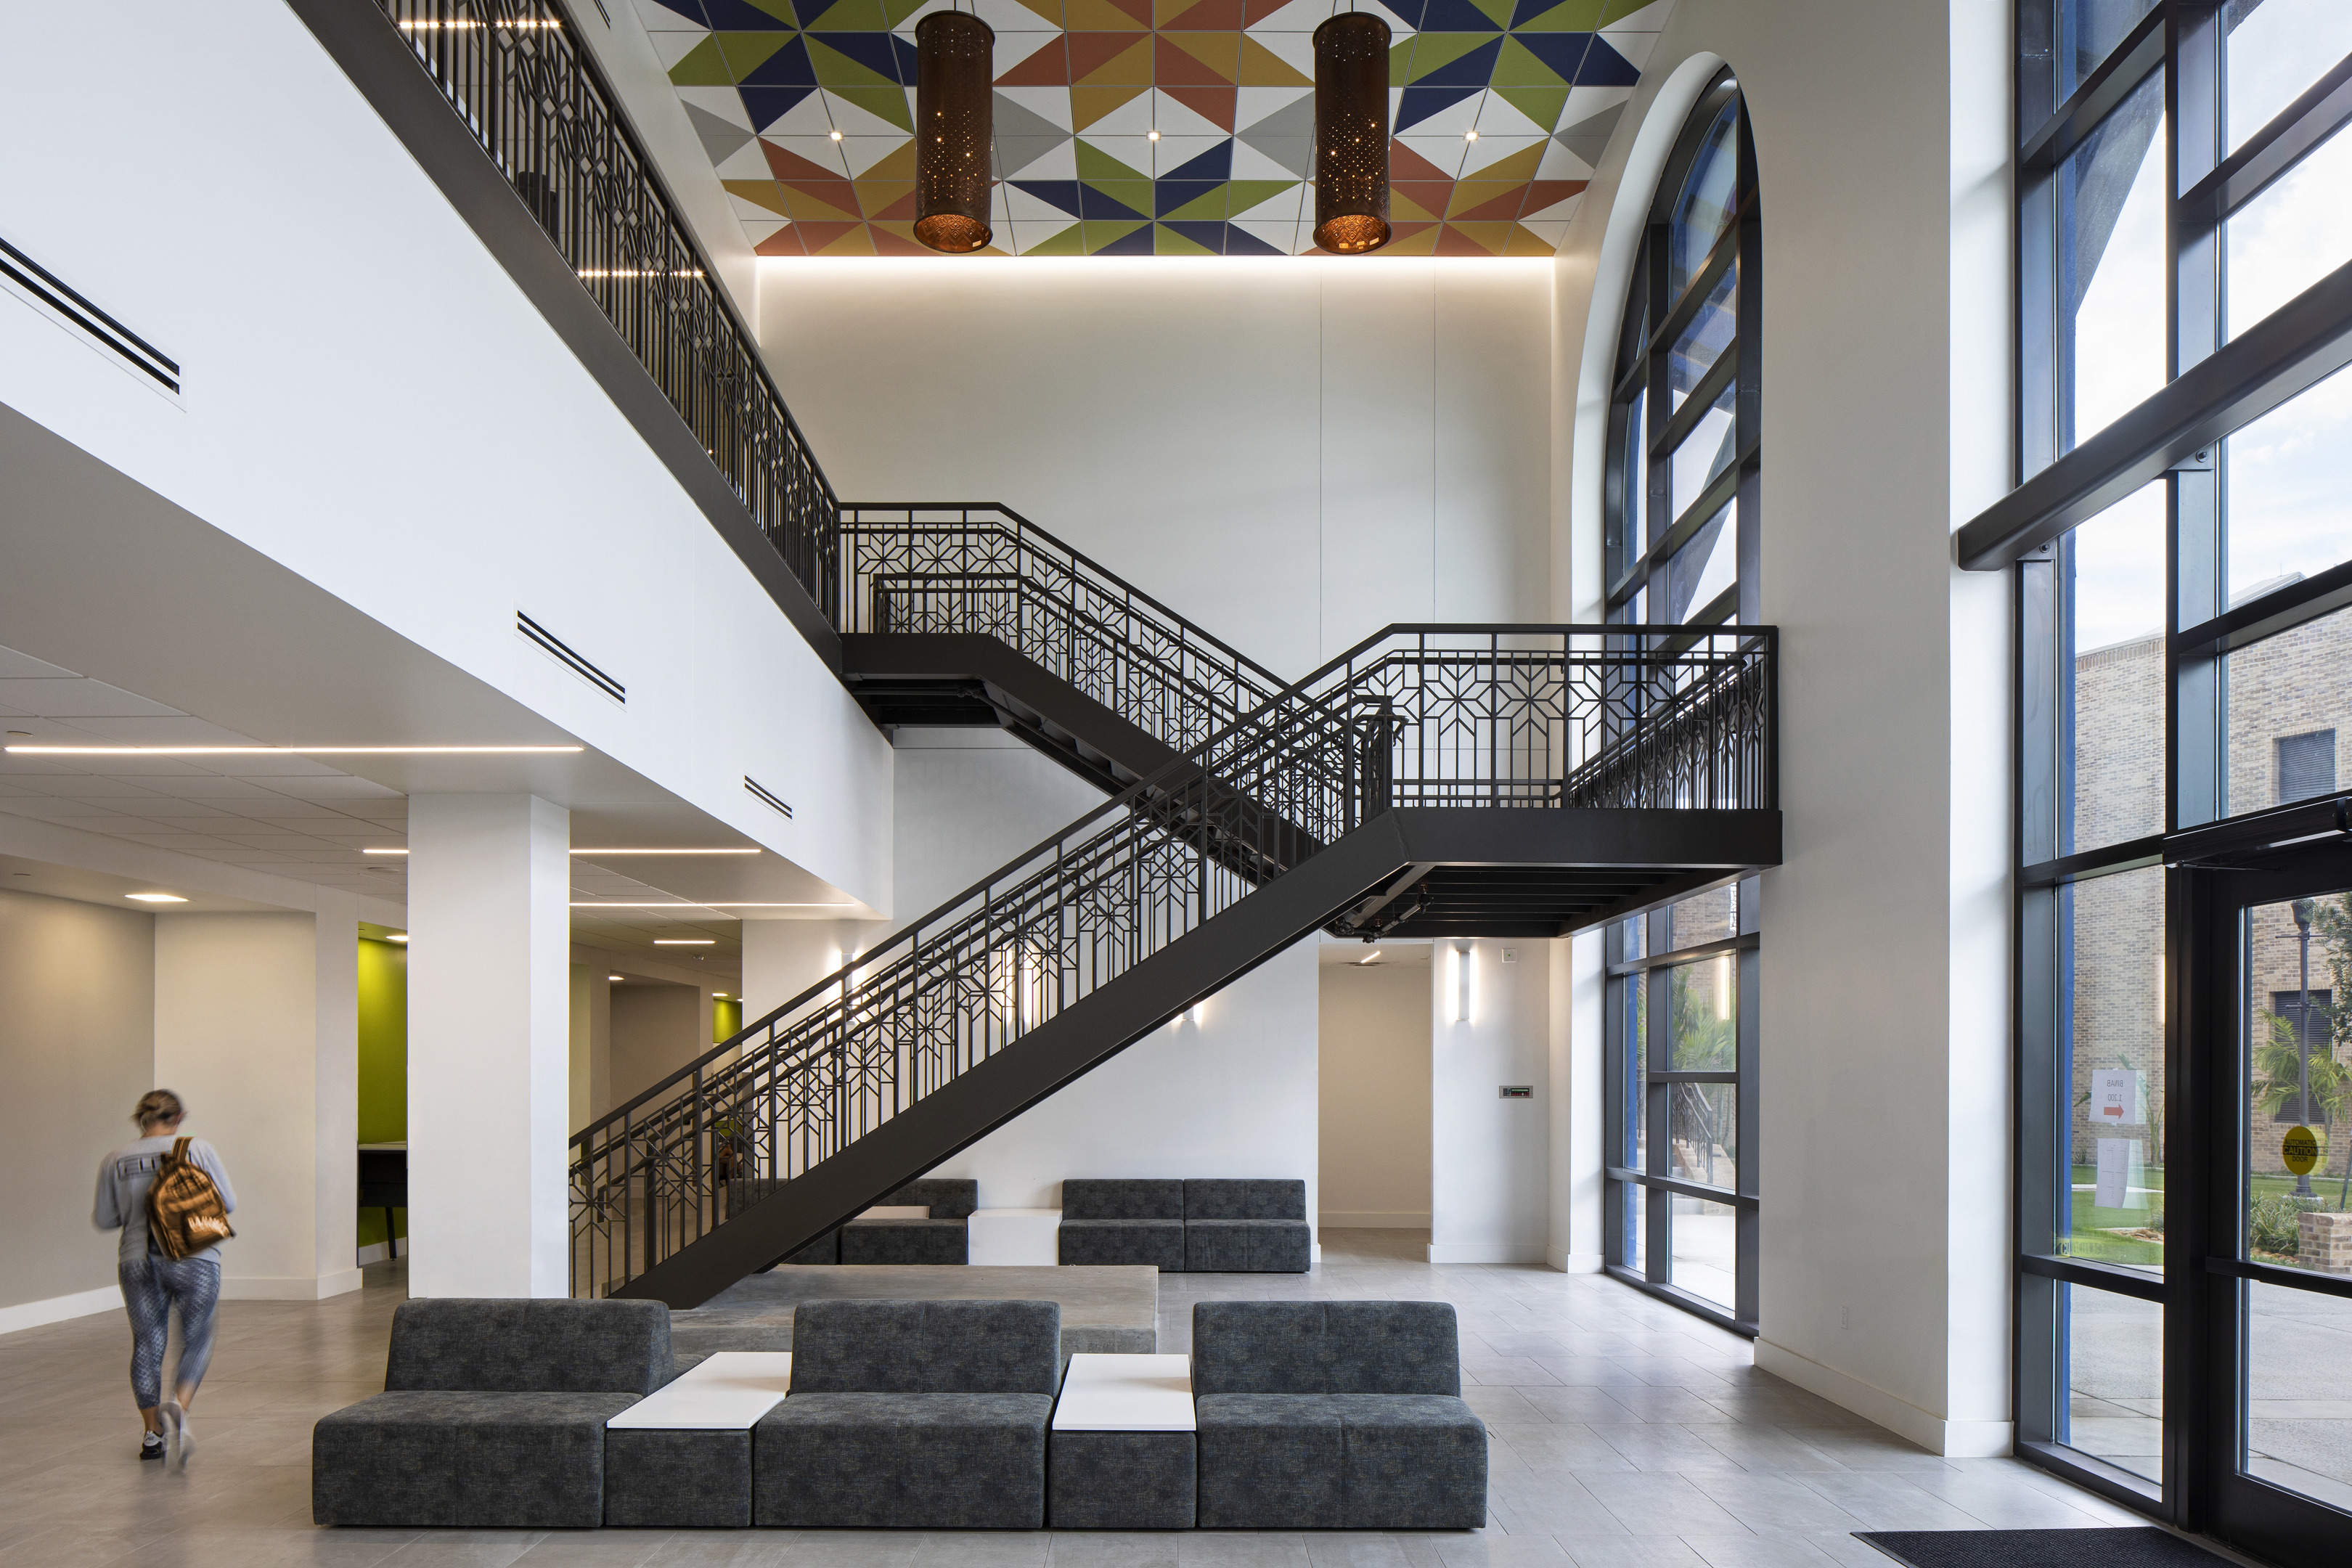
[93,1090,235,1469]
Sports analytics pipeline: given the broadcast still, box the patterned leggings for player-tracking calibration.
[120,1256,219,1410]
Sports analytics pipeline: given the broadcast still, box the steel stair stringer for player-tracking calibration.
[610,811,1418,1308]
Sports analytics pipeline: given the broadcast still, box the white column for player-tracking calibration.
[1548,932,1604,1273]
[407,794,570,1298]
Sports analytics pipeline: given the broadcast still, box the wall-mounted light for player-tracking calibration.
[1190,1003,1204,1025]
[386,934,409,944]
[713,992,730,999]
[126,892,187,904]
[1453,942,1471,1022]
[608,973,625,982]
[1715,953,1732,1021]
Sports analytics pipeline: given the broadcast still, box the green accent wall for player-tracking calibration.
[357,936,407,1248]
[714,997,741,1043]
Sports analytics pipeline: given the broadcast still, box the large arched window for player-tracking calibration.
[1599,72,1761,1338]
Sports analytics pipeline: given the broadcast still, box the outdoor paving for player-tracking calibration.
[0,1230,2161,1567]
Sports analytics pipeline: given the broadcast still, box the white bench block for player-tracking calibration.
[1053,1352,1194,1432]
[607,1351,793,1430]
[969,1206,1061,1266]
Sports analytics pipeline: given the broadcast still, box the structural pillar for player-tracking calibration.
[407,794,571,1297]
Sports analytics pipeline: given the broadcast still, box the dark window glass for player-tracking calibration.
[2062,0,2159,98]
[2057,70,2165,452]
[1667,101,1739,301]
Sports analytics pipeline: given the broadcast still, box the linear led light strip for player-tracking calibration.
[4,745,584,755]
[571,901,854,908]
[361,847,760,855]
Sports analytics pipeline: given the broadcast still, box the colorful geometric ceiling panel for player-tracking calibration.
[630,0,1673,256]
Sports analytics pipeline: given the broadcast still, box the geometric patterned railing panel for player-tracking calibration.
[570,625,1773,1296]
[838,505,1289,756]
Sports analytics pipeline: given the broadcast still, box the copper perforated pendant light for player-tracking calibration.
[914,9,995,253]
[1312,10,1392,254]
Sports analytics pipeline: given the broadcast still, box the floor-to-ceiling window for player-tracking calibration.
[1987,5,2352,1561]
[1600,71,1761,1335]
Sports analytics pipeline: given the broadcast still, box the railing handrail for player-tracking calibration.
[836,502,1289,691]
[570,621,1776,1150]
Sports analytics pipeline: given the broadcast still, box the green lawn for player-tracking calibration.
[2063,1164,2352,1266]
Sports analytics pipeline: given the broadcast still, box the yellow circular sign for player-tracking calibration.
[2282,1126,2323,1176]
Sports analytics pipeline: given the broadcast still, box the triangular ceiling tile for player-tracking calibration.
[997,85,1078,129]
[678,85,757,126]
[717,136,787,177]
[1535,136,1596,179]
[1228,135,1304,181]
[686,102,760,163]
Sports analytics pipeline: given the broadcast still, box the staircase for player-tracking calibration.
[315,0,1780,1310]
[573,605,1777,1307]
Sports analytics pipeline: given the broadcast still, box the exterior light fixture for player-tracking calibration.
[913,10,994,253]
[1453,942,1471,1022]
[1312,11,1392,255]
[126,892,187,903]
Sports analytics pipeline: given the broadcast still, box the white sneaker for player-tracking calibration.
[159,1400,186,1470]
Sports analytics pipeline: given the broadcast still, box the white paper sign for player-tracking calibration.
[2091,1069,2146,1127]
[2094,1138,2147,1210]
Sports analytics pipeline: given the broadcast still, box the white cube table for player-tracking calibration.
[604,1351,792,1527]
[1049,1352,1195,1529]
[968,1206,1061,1266]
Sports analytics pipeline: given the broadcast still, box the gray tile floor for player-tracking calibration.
[0,1230,2152,1567]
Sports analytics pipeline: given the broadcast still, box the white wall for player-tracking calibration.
[0,890,155,1328]
[1318,957,1432,1228]
[1548,1,2014,1455]
[0,1,889,913]
[609,979,706,1108]
[1430,940,1551,1264]
[154,909,360,1302]
[761,258,1553,676]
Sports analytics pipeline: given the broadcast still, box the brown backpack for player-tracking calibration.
[147,1137,234,1261]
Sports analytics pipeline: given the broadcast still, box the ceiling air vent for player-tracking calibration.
[1,234,179,395]
[517,611,624,704]
[744,776,793,820]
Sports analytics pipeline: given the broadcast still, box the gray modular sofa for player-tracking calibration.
[754,1299,1060,1527]
[1058,1178,1310,1272]
[1191,1301,1487,1530]
[312,1299,673,1529]
[840,1178,977,1264]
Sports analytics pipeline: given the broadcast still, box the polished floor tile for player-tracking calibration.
[0,1234,2150,1565]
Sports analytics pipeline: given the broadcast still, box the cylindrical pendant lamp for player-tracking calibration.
[1312,12,1392,254]
[914,11,995,253]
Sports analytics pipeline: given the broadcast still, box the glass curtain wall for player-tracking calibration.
[1601,70,1762,1334]
[2014,2,2352,1548]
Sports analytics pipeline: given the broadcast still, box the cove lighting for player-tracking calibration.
[654,939,716,946]
[1353,950,1382,965]
[6,745,583,756]
[126,892,186,903]
[713,992,730,999]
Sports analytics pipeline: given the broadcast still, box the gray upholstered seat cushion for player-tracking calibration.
[753,1392,1053,1527]
[840,1216,968,1265]
[1194,1393,1485,1530]
[1183,1178,1306,1220]
[788,1299,1060,1392]
[884,1177,979,1218]
[1048,1429,1196,1530]
[312,1389,638,1528]
[604,1428,750,1528]
[1058,1217,1185,1270]
[1191,1301,1462,1395]
[1061,1177,1183,1220]
[1184,1219,1312,1273]
[382,1299,674,1395]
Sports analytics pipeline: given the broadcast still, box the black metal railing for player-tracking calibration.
[837,505,1290,756]
[569,625,1774,1295]
[377,0,838,605]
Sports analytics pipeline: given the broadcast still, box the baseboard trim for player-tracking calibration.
[356,1241,405,1266]
[1319,1212,1432,1228]
[222,1270,364,1302]
[1754,1336,2013,1458]
[0,1285,121,1336]
[1426,1241,1546,1265]
[1547,1247,1604,1274]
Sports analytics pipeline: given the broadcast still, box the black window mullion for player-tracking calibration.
[1644,963,1673,1283]
[1735,100,1763,624]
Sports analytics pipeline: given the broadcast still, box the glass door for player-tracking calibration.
[2194,862,2352,1562]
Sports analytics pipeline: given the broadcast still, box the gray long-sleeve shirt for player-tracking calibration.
[94,1135,237,1266]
